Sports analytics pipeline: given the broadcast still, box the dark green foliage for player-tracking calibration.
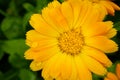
[0,0,53,80]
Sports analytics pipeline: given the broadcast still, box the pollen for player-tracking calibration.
[58,29,84,55]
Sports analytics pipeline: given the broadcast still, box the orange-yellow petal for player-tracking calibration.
[82,6,100,25]
[42,53,61,79]
[81,54,107,76]
[69,0,81,28]
[61,1,73,29]
[74,1,94,28]
[60,53,72,80]
[48,0,61,8]
[74,55,92,80]
[42,1,70,33]
[24,45,59,61]
[82,21,114,37]
[106,28,117,38]
[93,4,107,21]
[82,46,112,67]
[49,53,66,79]
[85,36,118,53]
[29,14,59,37]
[24,49,36,60]
[26,30,57,49]
[42,7,63,33]
[100,1,115,15]
[48,8,69,31]
[106,72,118,80]
[107,1,120,10]
[104,77,110,80]
[30,61,43,71]
[116,63,120,79]
[69,56,77,80]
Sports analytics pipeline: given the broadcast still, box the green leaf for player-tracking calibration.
[92,73,102,80]
[19,69,36,80]
[0,40,4,60]
[1,17,24,39]
[23,12,33,29]
[2,39,28,56]
[23,3,35,12]
[36,0,52,13]
[104,11,120,22]
[0,50,4,60]
[7,0,18,16]
[0,9,8,17]
[107,63,116,73]
[59,0,64,3]
[9,53,29,68]
[114,21,120,31]
[3,69,18,80]
[0,71,4,80]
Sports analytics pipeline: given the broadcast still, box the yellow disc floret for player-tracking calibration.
[58,29,84,55]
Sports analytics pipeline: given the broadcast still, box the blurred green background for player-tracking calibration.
[0,0,120,80]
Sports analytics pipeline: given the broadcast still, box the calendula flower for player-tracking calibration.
[104,63,120,80]
[66,0,120,16]
[25,0,118,80]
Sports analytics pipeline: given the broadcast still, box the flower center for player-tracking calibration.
[58,29,84,55]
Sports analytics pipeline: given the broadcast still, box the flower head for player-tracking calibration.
[25,0,118,80]
[67,0,120,16]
